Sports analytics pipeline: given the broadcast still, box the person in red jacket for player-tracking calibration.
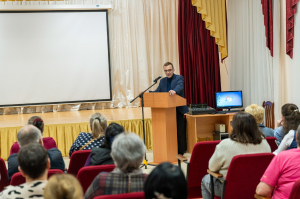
[10,116,57,155]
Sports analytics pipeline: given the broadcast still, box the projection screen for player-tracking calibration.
[0,9,111,107]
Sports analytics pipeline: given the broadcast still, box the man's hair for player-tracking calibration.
[230,112,265,145]
[281,103,300,135]
[17,143,48,179]
[245,104,265,124]
[163,62,174,69]
[101,123,124,150]
[17,125,42,148]
[144,162,188,199]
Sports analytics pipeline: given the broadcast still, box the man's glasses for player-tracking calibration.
[164,69,173,73]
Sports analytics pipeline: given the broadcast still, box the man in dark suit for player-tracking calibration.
[150,62,189,155]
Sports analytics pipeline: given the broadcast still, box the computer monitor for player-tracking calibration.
[216,91,243,110]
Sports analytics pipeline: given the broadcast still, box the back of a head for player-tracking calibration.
[17,143,48,179]
[144,162,188,199]
[230,112,264,145]
[17,125,42,148]
[44,174,83,199]
[281,103,300,135]
[102,122,125,149]
[245,104,265,124]
[111,132,146,173]
[89,113,107,139]
[28,116,45,134]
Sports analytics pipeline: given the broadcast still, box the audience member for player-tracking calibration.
[0,143,50,198]
[144,162,188,199]
[201,112,271,199]
[84,133,147,199]
[256,124,300,199]
[274,103,300,145]
[10,116,57,155]
[69,113,107,157]
[84,123,124,166]
[245,104,274,137]
[44,174,83,199]
[8,125,65,181]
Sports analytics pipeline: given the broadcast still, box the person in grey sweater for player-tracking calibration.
[201,112,271,199]
[245,104,274,137]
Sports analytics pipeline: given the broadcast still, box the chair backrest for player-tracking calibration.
[188,141,221,188]
[224,153,274,199]
[77,164,116,193]
[289,178,300,199]
[0,157,9,192]
[94,192,145,199]
[67,149,91,176]
[266,137,278,152]
[10,169,64,186]
[262,101,275,129]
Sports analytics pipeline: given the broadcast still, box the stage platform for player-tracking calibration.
[0,108,152,160]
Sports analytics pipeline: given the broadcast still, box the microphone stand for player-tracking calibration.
[130,80,159,169]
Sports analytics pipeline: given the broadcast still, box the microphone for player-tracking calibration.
[153,75,162,83]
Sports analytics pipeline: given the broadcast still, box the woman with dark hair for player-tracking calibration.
[144,162,188,199]
[10,116,57,155]
[201,112,271,199]
[274,103,300,146]
[84,122,124,166]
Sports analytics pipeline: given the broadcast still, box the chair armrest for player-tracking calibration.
[254,194,271,199]
[207,169,223,178]
[176,154,188,161]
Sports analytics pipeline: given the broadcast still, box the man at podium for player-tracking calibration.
[149,62,189,155]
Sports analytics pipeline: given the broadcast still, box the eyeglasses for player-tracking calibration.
[164,69,173,73]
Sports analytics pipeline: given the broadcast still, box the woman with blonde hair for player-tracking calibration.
[44,174,83,199]
[245,104,274,137]
[69,113,107,156]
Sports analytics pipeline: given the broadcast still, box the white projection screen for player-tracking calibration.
[0,9,111,107]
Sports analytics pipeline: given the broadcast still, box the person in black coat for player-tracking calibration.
[84,123,124,166]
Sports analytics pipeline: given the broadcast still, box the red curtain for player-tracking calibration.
[261,0,273,56]
[178,0,221,108]
[286,0,300,58]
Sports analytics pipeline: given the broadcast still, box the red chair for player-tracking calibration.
[208,153,274,199]
[77,164,116,193]
[0,157,9,192]
[10,169,64,186]
[266,137,278,152]
[289,178,300,199]
[93,192,145,199]
[177,140,221,198]
[67,149,91,176]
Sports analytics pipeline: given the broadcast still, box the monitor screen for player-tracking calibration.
[216,91,243,109]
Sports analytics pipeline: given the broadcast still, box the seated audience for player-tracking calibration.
[44,174,83,199]
[84,122,124,166]
[8,125,65,181]
[144,162,188,199]
[10,116,57,155]
[0,143,50,198]
[274,103,300,145]
[69,113,107,157]
[201,112,271,199]
[256,125,300,199]
[245,104,274,137]
[273,129,298,155]
[84,132,147,199]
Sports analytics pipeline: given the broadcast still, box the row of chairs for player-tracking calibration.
[0,137,282,199]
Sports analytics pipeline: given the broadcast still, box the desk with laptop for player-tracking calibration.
[186,90,243,153]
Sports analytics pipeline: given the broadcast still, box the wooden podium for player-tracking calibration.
[143,93,187,164]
